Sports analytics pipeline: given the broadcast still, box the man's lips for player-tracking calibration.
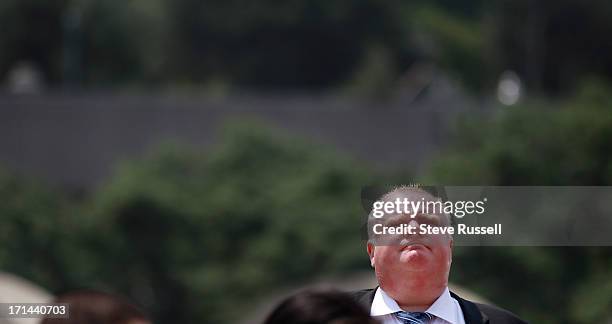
[400,242,430,251]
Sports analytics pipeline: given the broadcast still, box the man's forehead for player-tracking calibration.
[382,212,446,223]
[381,188,438,203]
[376,189,451,225]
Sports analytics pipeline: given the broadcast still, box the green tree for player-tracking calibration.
[0,167,79,291]
[80,121,373,323]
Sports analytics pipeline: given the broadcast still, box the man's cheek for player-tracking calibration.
[378,248,401,266]
[434,247,452,267]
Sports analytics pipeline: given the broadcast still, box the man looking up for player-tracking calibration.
[353,186,527,324]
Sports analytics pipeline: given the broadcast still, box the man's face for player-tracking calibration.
[367,192,453,290]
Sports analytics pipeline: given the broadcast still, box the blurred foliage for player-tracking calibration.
[425,80,612,324]
[0,168,77,289]
[495,1,612,93]
[2,0,612,93]
[0,122,374,323]
[407,5,486,90]
[428,79,612,185]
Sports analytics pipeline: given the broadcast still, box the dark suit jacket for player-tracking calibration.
[351,288,528,324]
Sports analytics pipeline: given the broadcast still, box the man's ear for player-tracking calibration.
[449,239,453,264]
[367,242,375,268]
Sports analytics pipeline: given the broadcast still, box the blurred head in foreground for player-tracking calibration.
[41,290,150,324]
[264,289,379,324]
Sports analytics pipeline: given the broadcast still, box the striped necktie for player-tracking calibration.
[394,311,434,324]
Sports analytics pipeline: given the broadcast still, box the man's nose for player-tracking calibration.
[403,219,420,239]
[408,219,419,230]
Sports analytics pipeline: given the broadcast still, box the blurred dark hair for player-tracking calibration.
[263,289,378,324]
[41,290,149,324]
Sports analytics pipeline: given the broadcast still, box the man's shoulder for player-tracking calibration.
[349,288,376,310]
[451,292,528,324]
[472,301,528,324]
[350,288,376,297]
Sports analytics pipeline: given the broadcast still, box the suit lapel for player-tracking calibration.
[450,291,488,324]
[354,288,377,310]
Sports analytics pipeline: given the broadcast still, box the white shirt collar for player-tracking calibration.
[371,286,459,324]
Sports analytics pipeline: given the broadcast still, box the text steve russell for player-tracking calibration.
[372,223,502,235]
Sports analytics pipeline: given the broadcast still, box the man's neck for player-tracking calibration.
[382,282,446,312]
